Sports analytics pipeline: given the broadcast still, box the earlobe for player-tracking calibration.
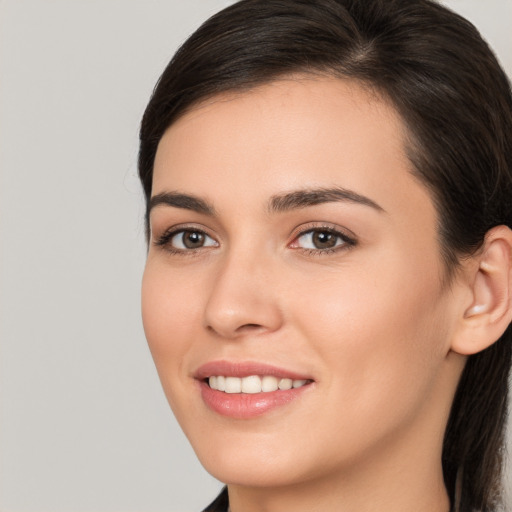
[452,225,512,356]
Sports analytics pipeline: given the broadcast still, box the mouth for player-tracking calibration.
[195,361,314,419]
[206,375,311,393]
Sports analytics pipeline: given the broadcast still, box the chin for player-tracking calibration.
[188,427,341,489]
[202,456,309,488]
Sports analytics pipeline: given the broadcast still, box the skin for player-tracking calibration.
[142,77,473,512]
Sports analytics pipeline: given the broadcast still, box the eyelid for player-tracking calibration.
[289,222,356,240]
[151,221,356,255]
[288,223,357,252]
[153,223,219,252]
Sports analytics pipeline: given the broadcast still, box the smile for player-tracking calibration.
[208,375,310,393]
[196,361,314,418]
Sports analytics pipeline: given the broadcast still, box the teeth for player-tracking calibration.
[216,375,226,391]
[241,375,262,394]
[278,378,292,390]
[261,375,278,392]
[225,376,242,394]
[208,375,309,393]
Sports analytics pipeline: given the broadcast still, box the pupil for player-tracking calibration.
[183,231,204,248]
[312,231,336,249]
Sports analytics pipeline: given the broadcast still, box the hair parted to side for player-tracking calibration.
[138,0,512,510]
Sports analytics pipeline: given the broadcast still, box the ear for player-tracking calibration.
[451,225,512,356]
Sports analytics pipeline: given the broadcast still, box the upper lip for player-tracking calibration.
[194,360,313,381]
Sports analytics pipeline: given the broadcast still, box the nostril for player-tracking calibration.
[207,321,267,339]
[235,323,265,333]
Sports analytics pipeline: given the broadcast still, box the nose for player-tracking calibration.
[204,251,283,339]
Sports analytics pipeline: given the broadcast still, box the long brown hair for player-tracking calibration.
[138,1,512,509]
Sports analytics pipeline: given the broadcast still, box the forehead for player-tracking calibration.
[152,76,435,225]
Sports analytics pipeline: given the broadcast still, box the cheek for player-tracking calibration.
[289,253,450,419]
[141,262,203,370]
[141,260,212,426]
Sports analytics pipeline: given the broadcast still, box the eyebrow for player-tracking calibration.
[148,186,384,219]
[148,192,216,216]
[269,187,384,213]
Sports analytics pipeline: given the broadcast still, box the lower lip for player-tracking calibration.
[199,381,311,419]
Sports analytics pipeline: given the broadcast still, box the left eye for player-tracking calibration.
[293,229,349,250]
[169,230,217,250]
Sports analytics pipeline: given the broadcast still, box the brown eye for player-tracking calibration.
[293,228,354,252]
[311,231,337,249]
[169,230,217,250]
[183,231,205,248]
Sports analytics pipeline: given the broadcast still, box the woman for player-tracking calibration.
[138,0,512,510]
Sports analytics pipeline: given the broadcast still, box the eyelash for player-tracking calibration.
[154,226,217,256]
[290,225,357,255]
[153,225,357,256]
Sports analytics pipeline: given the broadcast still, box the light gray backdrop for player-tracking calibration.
[0,1,510,511]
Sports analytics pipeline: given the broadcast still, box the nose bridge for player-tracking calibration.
[204,242,282,338]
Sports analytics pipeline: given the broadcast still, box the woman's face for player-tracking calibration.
[142,77,463,488]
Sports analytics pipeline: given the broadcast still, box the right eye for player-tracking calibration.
[156,229,218,251]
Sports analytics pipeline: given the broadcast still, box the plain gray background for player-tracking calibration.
[0,1,510,511]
